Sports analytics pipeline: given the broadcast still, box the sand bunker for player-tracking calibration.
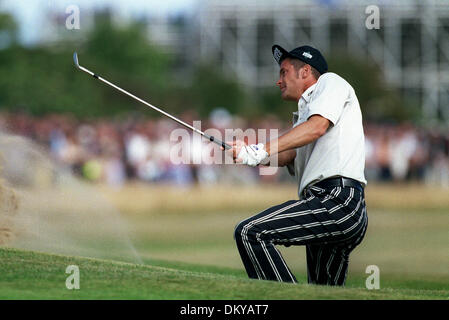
[0,181,19,245]
[0,133,141,264]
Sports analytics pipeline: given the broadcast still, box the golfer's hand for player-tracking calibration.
[221,140,246,163]
[227,142,269,167]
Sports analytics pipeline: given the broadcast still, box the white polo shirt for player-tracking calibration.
[290,72,367,198]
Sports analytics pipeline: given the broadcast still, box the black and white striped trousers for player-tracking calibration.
[234,184,368,286]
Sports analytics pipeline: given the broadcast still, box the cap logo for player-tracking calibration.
[274,47,282,63]
[302,52,313,59]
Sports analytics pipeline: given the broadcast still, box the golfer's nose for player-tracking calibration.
[276,78,282,87]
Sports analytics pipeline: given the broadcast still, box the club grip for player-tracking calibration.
[203,134,232,150]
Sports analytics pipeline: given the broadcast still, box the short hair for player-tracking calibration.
[284,57,321,80]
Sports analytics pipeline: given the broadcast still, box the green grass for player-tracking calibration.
[2,183,448,299]
[0,247,448,300]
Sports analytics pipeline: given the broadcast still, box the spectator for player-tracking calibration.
[0,111,447,187]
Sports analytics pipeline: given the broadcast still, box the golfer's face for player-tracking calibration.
[276,59,303,101]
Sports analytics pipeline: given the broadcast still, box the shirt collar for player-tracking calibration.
[299,83,317,104]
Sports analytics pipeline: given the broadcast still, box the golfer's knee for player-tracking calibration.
[234,220,259,243]
[234,220,254,242]
[234,221,245,242]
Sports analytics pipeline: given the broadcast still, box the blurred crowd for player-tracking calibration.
[364,122,449,187]
[0,111,448,188]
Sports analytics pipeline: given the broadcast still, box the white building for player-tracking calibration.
[194,0,449,122]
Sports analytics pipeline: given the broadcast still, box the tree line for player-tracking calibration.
[0,11,416,122]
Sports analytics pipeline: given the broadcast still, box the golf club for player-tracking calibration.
[73,52,231,150]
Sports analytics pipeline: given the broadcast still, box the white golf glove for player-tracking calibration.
[237,143,269,167]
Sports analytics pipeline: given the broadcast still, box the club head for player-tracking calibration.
[73,52,80,68]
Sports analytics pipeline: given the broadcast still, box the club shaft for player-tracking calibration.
[77,65,231,150]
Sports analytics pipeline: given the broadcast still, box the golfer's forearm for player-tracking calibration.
[270,149,296,167]
[265,115,329,156]
[262,149,295,167]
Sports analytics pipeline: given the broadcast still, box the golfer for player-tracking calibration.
[230,45,368,286]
